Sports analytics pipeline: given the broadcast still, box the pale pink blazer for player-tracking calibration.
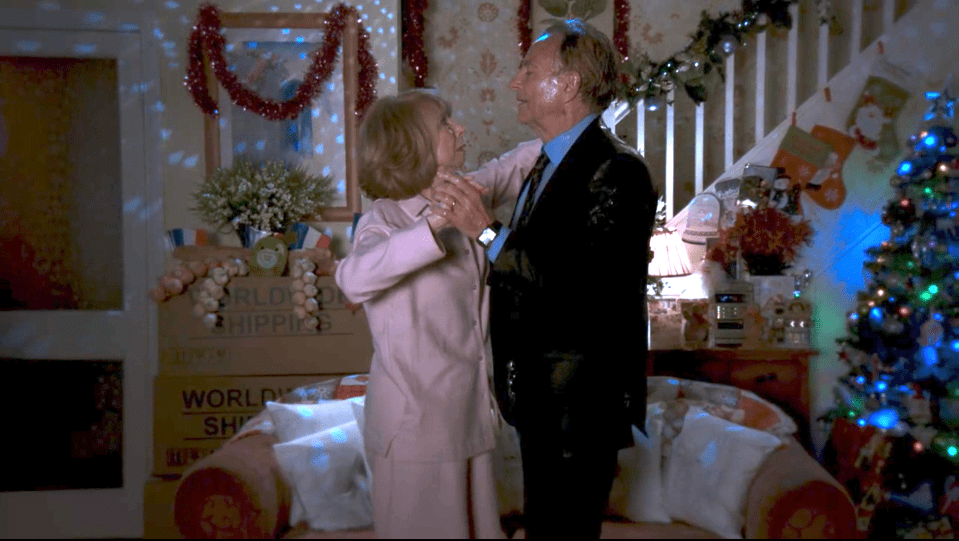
[336,140,541,463]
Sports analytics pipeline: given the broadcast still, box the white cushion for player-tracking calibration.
[272,420,373,531]
[663,406,783,539]
[266,398,363,441]
[608,402,670,523]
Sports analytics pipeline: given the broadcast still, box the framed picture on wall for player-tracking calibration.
[202,12,361,222]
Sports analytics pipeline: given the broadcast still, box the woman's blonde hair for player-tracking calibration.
[357,89,451,200]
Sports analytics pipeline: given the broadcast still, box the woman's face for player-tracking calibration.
[426,103,466,172]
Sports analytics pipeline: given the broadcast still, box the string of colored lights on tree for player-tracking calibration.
[402,0,429,87]
[185,2,378,122]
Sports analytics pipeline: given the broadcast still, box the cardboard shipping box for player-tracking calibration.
[143,476,182,539]
[158,276,373,376]
[152,374,342,476]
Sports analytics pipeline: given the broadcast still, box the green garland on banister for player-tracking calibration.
[618,0,802,109]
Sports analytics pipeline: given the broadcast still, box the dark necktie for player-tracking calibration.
[513,151,550,227]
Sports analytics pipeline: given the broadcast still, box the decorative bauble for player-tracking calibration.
[645,94,666,111]
[716,34,739,57]
[882,319,905,334]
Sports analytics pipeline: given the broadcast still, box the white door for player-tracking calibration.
[0,14,160,539]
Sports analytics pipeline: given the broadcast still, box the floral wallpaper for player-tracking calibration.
[420,0,749,175]
[423,1,530,171]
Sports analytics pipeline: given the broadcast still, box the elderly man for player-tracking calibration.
[435,18,657,538]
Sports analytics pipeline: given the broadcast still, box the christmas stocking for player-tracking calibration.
[802,125,857,210]
[770,125,834,216]
[846,71,911,171]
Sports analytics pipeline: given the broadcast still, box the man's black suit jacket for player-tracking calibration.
[490,118,657,452]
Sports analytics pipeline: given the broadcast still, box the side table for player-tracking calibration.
[647,347,815,451]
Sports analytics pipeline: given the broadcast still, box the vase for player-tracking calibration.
[746,274,796,311]
[741,253,790,276]
[237,224,275,248]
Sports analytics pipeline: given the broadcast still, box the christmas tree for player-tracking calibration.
[828,87,959,458]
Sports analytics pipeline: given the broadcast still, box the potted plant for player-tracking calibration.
[707,207,814,276]
[191,158,335,247]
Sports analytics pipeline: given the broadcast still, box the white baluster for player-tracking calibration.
[851,0,864,58]
[666,89,675,220]
[695,102,704,195]
[724,54,735,170]
[786,3,798,116]
[755,30,767,142]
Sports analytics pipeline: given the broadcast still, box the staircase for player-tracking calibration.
[603,0,923,227]
[614,0,959,452]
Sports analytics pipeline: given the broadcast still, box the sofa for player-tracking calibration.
[173,377,857,539]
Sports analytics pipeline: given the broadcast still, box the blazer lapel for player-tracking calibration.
[517,119,605,228]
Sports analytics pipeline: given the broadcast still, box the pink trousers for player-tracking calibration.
[370,450,504,539]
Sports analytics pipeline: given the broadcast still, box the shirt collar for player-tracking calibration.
[396,193,433,218]
[543,113,599,165]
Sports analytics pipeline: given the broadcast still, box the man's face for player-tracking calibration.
[508,34,566,135]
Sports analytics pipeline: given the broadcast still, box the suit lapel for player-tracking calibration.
[518,119,606,228]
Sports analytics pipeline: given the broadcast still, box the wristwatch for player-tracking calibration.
[476,220,503,248]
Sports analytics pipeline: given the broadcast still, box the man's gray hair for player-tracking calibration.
[541,19,620,112]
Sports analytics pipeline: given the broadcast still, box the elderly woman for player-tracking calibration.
[335,89,540,538]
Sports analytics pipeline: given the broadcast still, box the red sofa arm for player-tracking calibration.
[174,432,292,539]
[745,440,857,538]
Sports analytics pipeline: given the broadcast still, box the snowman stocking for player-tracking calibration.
[770,125,833,216]
[803,125,857,210]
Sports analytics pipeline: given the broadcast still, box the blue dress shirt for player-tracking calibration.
[487,113,600,262]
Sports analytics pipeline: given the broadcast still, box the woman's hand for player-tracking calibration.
[429,172,494,240]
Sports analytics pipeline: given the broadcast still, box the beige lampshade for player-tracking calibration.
[648,229,693,277]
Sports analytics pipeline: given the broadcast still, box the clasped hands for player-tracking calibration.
[425,171,494,240]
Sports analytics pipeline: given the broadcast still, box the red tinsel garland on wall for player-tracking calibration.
[402,0,429,87]
[613,0,629,60]
[515,0,629,59]
[517,0,533,58]
[185,2,378,122]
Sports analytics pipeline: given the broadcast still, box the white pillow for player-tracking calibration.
[608,402,670,523]
[272,420,373,531]
[266,398,362,441]
[647,376,682,403]
[663,406,783,539]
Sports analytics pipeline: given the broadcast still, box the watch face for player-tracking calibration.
[478,227,496,246]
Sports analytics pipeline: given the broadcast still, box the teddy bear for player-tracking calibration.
[681,300,710,350]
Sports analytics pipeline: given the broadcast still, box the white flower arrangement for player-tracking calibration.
[191,158,335,233]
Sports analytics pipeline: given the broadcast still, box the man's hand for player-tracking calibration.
[430,172,495,240]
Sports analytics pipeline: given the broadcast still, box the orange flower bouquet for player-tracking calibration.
[707,207,814,276]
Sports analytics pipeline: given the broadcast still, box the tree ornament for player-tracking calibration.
[924,85,956,122]
[716,34,740,57]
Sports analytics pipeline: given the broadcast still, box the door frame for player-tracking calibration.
[0,6,162,539]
